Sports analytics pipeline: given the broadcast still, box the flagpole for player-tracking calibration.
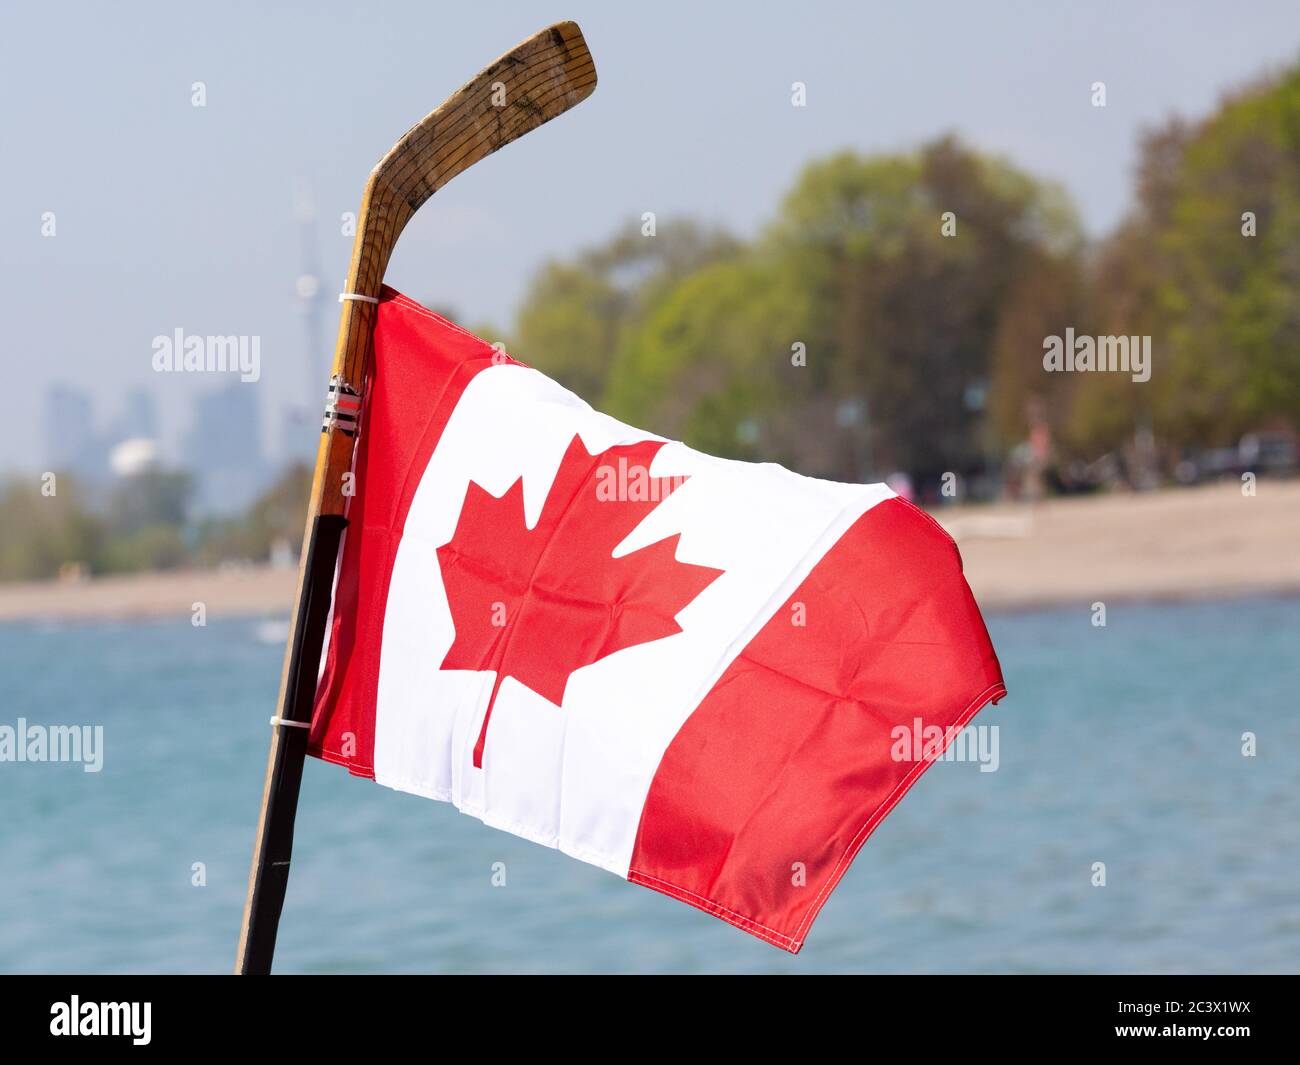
[233,22,597,974]
[234,143,391,975]
[234,292,379,975]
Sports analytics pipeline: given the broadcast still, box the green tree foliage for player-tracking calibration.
[512,220,740,400]
[603,138,1081,484]
[94,469,194,574]
[105,469,191,533]
[514,262,624,399]
[1061,219,1159,456]
[98,524,189,574]
[1072,68,1300,450]
[604,256,811,465]
[195,462,312,564]
[777,140,1080,481]
[0,474,104,580]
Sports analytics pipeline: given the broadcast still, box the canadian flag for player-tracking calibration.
[310,288,1006,953]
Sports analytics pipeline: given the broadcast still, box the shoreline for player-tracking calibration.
[1,481,1296,623]
[944,479,1300,613]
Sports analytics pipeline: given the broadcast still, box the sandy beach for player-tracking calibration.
[943,479,1300,611]
[0,564,300,624]
[0,480,1296,623]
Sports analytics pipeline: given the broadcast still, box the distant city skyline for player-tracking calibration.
[45,383,161,481]
[41,377,272,514]
[6,1,1300,475]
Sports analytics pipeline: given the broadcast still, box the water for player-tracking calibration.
[1,598,1297,974]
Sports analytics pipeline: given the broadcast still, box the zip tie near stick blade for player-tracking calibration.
[339,292,379,304]
[269,717,310,729]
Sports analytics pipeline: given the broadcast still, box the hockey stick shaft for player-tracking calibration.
[235,22,595,974]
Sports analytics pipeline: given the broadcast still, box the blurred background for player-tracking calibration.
[0,1,1297,973]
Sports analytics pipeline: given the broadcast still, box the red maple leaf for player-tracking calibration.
[437,434,723,768]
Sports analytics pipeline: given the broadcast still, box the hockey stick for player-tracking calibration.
[235,21,596,975]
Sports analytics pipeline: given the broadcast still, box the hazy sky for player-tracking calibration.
[4,0,1300,473]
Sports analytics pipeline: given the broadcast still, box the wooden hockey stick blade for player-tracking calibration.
[235,22,596,974]
[318,20,594,515]
[350,20,596,302]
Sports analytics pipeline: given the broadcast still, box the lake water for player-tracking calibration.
[1,597,1297,974]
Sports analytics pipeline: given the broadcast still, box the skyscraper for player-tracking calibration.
[118,388,160,442]
[184,380,265,514]
[43,383,104,481]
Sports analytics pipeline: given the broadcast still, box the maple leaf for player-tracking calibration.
[437,434,723,768]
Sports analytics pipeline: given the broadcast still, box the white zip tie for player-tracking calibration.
[339,292,379,304]
[269,716,310,729]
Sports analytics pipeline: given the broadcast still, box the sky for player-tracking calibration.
[4,0,1300,475]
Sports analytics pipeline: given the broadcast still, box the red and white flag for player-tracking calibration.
[310,288,1006,953]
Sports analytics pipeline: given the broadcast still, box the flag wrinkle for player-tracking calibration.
[666,493,881,767]
[788,679,1007,947]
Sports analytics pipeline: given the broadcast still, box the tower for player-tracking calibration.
[282,183,331,466]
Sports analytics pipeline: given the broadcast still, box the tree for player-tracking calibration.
[604,256,812,466]
[1085,68,1300,452]
[512,219,740,401]
[0,474,104,580]
[195,463,311,564]
[608,139,1083,487]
